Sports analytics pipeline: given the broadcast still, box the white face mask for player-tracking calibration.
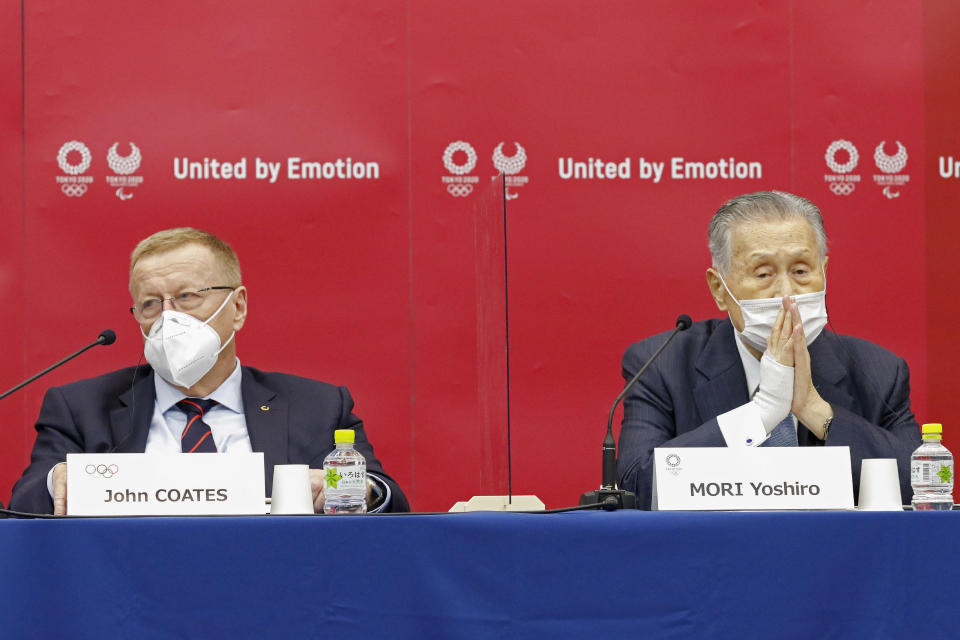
[142,291,236,389]
[718,272,828,353]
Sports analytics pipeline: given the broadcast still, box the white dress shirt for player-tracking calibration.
[146,359,252,453]
[716,334,797,447]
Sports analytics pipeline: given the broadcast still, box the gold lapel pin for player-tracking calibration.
[260,405,270,411]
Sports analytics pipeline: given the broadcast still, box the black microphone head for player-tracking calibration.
[98,329,117,346]
[676,314,692,331]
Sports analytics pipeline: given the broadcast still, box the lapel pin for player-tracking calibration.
[260,405,270,411]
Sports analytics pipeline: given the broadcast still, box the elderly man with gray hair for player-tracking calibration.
[617,190,921,509]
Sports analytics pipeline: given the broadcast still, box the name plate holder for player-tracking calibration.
[67,453,267,516]
[652,447,854,511]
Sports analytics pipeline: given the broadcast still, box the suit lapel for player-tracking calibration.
[693,320,751,424]
[241,368,288,493]
[109,367,156,453]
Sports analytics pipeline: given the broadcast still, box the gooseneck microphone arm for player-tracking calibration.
[601,314,692,489]
[581,314,691,510]
[0,330,116,401]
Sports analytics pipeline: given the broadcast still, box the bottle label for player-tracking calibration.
[911,461,954,486]
[323,464,366,492]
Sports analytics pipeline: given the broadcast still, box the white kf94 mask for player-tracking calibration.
[142,290,236,388]
[718,273,828,353]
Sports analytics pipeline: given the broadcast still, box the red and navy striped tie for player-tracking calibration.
[177,398,219,453]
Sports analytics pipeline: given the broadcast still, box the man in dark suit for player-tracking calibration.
[617,191,920,509]
[9,228,408,514]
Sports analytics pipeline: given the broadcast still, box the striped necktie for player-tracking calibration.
[762,413,798,447]
[177,398,219,453]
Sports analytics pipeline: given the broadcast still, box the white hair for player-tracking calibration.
[708,191,828,274]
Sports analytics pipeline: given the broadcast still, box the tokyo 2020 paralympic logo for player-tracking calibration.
[492,142,527,175]
[872,140,909,198]
[873,140,907,174]
[107,142,142,175]
[106,141,145,200]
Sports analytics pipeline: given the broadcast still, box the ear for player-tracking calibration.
[705,268,729,311]
[231,286,248,331]
[822,255,828,275]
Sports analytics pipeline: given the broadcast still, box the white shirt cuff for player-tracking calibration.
[755,352,794,432]
[717,402,769,447]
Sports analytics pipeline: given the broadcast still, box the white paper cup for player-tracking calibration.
[270,464,314,515]
[858,459,903,511]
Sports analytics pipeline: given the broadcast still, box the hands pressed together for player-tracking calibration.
[761,296,833,439]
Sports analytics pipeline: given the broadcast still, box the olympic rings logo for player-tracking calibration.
[442,141,478,175]
[873,140,907,174]
[61,183,88,197]
[446,184,473,197]
[829,182,855,196]
[824,140,858,174]
[492,142,527,175]
[85,463,119,479]
[57,141,92,175]
[107,142,142,175]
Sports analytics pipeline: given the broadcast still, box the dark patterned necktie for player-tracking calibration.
[176,398,219,453]
[762,413,799,447]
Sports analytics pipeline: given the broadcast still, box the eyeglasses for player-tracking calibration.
[130,286,236,321]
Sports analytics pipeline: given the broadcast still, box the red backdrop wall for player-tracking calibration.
[1,0,956,510]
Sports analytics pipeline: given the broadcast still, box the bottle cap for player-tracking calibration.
[334,429,355,444]
[922,423,943,435]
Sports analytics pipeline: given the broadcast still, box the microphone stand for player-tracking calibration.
[0,330,116,516]
[580,315,691,510]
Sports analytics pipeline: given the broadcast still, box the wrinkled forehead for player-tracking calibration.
[728,216,820,263]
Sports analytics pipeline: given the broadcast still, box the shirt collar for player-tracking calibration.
[154,359,244,413]
[733,330,761,398]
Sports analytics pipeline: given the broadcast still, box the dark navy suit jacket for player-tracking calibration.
[9,365,409,514]
[618,318,921,509]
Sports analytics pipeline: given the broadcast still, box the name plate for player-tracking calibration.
[66,453,267,516]
[652,447,853,511]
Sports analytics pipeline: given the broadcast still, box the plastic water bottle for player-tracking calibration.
[323,429,367,514]
[910,423,954,511]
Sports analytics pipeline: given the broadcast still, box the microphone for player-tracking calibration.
[0,330,117,401]
[580,314,692,510]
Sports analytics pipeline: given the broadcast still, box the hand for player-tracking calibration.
[765,296,800,367]
[52,463,67,516]
[788,298,833,438]
[309,469,326,513]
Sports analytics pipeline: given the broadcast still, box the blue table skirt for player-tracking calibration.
[0,510,952,638]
